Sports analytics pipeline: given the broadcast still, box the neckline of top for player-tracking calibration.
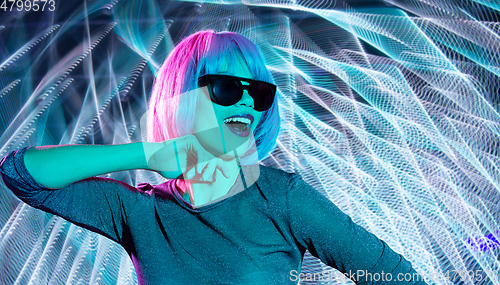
[169,164,261,212]
[170,178,254,212]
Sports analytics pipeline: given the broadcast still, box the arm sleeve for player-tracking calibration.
[286,175,427,285]
[0,146,142,245]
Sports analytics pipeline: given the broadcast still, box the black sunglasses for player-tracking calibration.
[198,74,277,111]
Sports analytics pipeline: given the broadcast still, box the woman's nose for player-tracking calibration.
[235,90,254,109]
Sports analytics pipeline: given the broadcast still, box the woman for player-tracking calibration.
[0,31,427,284]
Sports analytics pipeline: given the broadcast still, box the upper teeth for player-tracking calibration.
[223,117,251,125]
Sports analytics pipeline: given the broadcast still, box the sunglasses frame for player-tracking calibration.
[198,74,277,111]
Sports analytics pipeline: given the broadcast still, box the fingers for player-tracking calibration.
[182,135,231,182]
[202,162,217,182]
[186,158,229,182]
[195,160,210,181]
[186,167,196,180]
[216,159,231,179]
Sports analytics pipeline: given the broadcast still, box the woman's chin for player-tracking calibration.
[193,125,256,161]
[204,143,250,161]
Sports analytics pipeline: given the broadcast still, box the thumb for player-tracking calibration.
[215,157,231,178]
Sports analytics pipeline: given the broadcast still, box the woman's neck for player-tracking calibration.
[176,158,241,206]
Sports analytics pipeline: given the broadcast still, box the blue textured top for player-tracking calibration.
[0,147,427,285]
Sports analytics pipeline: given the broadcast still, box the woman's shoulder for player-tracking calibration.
[258,164,299,183]
[133,179,176,200]
[254,165,305,214]
[256,164,301,197]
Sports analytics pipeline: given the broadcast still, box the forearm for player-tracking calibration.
[24,142,151,189]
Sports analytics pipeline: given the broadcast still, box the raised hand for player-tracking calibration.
[144,134,231,182]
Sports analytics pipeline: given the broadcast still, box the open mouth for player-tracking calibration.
[223,115,253,137]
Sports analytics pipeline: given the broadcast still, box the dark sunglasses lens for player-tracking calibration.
[212,78,241,106]
[252,83,275,111]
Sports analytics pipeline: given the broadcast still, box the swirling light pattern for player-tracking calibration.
[1,0,500,284]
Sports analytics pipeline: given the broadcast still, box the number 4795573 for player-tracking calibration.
[1,0,55,12]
